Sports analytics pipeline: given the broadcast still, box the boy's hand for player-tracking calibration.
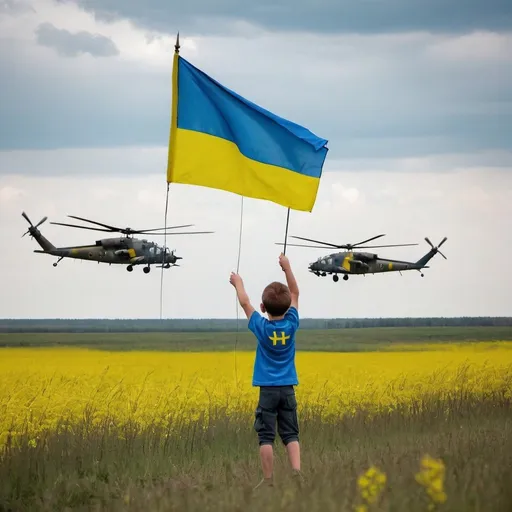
[279,253,291,272]
[279,252,299,309]
[229,272,243,289]
[229,272,255,319]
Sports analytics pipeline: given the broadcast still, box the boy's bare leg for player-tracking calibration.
[260,444,274,479]
[286,441,300,471]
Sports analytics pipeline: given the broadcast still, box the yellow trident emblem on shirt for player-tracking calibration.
[269,331,290,346]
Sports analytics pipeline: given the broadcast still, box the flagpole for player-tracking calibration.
[167,32,180,183]
[283,207,291,255]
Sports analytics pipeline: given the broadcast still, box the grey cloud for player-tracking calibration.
[35,22,119,57]
[1,32,511,161]
[71,0,512,36]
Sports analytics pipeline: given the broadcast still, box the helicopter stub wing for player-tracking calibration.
[114,248,145,263]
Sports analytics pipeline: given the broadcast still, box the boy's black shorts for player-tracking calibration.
[254,385,299,446]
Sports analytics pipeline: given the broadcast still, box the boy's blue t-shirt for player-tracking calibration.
[248,306,299,386]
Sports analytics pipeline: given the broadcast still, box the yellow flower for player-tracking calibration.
[358,476,369,488]
[416,454,448,507]
[357,465,387,507]
[0,344,511,448]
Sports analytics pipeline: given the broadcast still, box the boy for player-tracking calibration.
[229,253,301,488]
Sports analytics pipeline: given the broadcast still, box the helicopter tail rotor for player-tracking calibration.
[22,212,48,237]
[425,236,447,259]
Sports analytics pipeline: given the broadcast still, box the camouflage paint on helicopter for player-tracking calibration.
[278,234,447,282]
[22,212,213,273]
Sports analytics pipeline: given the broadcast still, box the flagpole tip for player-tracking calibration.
[175,32,180,53]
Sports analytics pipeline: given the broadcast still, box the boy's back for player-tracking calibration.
[249,306,299,386]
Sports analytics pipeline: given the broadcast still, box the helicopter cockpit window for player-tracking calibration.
[328,258,333,265]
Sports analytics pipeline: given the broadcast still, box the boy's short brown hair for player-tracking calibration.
[262,281,291,316]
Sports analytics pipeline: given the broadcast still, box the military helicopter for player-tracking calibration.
[21,212,213,273]
[278,234,447,282]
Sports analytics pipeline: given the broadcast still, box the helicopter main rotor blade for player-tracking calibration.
[67,215,200,235]
[351,234,386,247]
[134,224,194,233]
[290,236,342,248]
[145,231,215,235]
[275,243,334,249]
[353,243,419,249]
[290,234,389,249]
[276,242,418,250]
[67,215,119,231]
[50,222,114,233]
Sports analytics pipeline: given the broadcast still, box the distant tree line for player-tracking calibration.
[0,317,511,333]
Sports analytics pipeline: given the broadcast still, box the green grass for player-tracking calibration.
[1,326,512,352]
[1,393,511,511]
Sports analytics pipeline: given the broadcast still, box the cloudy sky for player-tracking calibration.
[1,0,511,319]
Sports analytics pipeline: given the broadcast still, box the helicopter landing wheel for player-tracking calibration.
[53,262,57,267]
[343,275,349,281]
[333,275,339,282]
[127,265,133,272]
[420,273,424,277]
[143,266,150,274]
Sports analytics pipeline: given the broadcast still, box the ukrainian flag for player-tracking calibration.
[166,53,328,212]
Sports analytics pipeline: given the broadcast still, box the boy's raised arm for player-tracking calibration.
[279,253,299,310]
[229,272,255,319]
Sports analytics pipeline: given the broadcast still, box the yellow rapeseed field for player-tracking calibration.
[1,342,512,447]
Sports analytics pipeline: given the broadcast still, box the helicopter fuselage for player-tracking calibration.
[307,245,445,282]
[309,251,423,275]
[22,211,212,274]
[281,233,446,282]
[37,237,178,265]
[28,223,180,272]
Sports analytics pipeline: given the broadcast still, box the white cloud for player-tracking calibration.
[0,0,195,67]
[0,185,25,203]
[426,31,512,63]
[331,184,360,204]
[1,148,511,319]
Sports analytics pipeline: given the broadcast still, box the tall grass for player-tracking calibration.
[1,390,511,511]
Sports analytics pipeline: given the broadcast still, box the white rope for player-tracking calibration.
[160,183,170,320]
[234,195,244,385]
